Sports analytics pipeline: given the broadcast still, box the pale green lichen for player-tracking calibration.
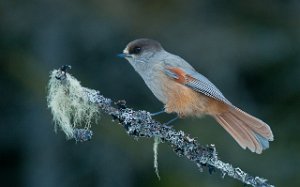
[153,137,161,180]
[47,70,99,139]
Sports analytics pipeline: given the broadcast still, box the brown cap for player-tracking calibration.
[125,38,163,55]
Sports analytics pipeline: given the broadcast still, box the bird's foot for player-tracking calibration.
[163,116,179,126]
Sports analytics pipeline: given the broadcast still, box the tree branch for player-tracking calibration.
[47,65,274,187]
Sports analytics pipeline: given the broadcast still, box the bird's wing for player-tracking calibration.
[164,66,231,104]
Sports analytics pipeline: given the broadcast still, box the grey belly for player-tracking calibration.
[142,75,167,104]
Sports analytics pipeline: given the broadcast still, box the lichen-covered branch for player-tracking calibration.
[47,65,274,187]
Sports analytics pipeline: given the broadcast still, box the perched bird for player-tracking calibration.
[118,38,273,154]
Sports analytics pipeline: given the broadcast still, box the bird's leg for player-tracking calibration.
[164,116,179,126]
[151,107,178,125]
[150,109,165,116]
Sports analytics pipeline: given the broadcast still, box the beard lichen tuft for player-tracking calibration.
[47,70,100,139]
[153,137,161,180]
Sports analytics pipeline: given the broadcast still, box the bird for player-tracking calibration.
[118,38,274,154]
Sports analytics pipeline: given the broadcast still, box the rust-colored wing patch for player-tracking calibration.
[165,67,187,84]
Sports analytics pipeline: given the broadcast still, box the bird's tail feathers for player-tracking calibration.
[214,106,273,154]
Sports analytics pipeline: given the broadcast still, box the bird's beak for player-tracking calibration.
[117,53,131,58]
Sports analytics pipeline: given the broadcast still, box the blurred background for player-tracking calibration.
[1,0,300,186]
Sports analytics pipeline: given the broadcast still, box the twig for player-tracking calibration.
[47,66,274,187]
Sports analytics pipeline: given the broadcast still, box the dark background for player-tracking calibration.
[1,0,300,186]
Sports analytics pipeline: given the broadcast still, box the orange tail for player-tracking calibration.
[214,106,274,154]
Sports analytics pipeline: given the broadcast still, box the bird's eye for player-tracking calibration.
[132,46,141,54]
